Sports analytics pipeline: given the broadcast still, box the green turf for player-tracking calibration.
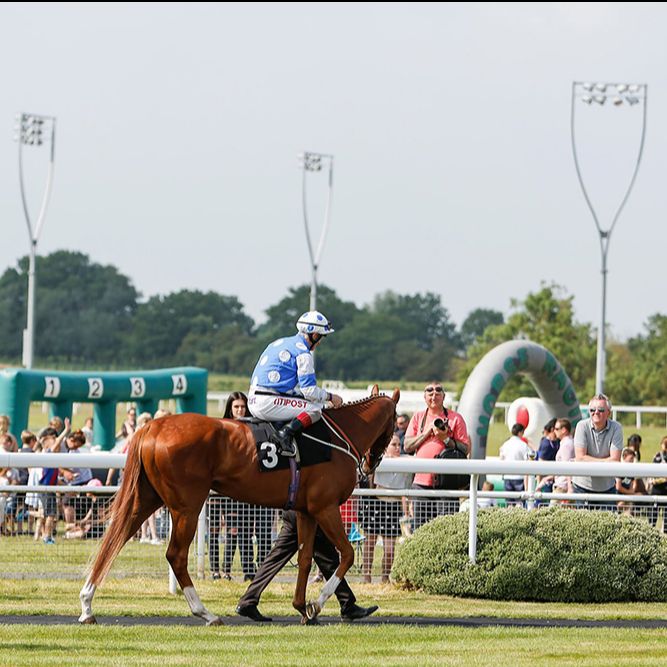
[0,624,666,666]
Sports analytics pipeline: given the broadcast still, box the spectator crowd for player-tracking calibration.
[1,388,667,590]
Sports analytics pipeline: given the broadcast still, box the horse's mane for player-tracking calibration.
[329,394,389,418]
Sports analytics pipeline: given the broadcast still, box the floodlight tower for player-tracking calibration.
[298,151,334,314]
[14,112,57,369]
[571,82,647,395]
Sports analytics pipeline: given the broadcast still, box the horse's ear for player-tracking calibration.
[391,388,400,404]
[370,384,379,397]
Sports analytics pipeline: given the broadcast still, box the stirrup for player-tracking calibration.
[278,439,297,458]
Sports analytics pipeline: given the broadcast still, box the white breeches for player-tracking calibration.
[248,392,323,423]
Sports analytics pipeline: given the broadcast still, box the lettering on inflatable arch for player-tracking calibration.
[542,353,558,379]
[491,373,506,396]
[476,414,490,437]
[87,378,104,400]
[554,370,567,391]
[563,387,577,407]
[44,377,61,399]
[172,374,187,396]
[542,351,581,425]
[476,348,530,439]
[503,347,529,375]
[482,393,496,416]
[130,377,146,398]
[543,352,568,392]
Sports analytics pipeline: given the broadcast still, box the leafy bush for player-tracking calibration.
[391,507,667,602]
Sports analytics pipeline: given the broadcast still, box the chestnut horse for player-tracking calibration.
[79,387,399,625]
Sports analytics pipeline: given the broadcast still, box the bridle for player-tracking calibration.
[301,402,394,477]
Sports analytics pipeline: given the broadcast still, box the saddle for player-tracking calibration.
[239,418,333,473]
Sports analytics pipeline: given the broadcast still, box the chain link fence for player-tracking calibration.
[2,486,666,581]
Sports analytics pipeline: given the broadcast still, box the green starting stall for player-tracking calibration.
[0,367,208,450]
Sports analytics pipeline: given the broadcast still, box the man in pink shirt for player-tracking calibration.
[403,382,470,527]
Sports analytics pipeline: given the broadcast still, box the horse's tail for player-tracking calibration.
[86,426,151,586]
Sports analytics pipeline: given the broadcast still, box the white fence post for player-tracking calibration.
[526,474,536,510]
[168,512,177,594]
[468,474,479,564]
[197,502,207,579]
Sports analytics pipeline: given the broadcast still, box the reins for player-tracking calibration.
[301,428,359,464]
[301,398,391,477]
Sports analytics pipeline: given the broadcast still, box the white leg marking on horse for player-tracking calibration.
[316,574,341,610]
[183,586,221,625]
[78,579,97,623]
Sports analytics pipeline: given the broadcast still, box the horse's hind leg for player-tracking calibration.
[79,486,163,623]
[168,506,222,626]
[293,512,317,624]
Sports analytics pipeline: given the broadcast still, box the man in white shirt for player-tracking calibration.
[499,423,532,505]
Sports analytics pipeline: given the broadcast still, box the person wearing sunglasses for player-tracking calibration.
[572,394,623,508]
[403,382,470,527]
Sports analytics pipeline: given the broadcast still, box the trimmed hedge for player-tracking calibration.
[391,507,667,602]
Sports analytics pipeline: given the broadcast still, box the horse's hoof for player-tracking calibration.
[305,601,321,620]
[301,614,320,626]
[206,616,224,626]
[79,615,97,625]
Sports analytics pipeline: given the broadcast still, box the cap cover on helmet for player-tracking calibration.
[296,311,334,335]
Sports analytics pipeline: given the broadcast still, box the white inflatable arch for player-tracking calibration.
[457,340,582,459]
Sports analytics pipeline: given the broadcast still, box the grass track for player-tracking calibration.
[3,578,667,665]
[1,624,667,667]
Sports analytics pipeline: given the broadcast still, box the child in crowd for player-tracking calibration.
[64,479,106,540]
[616,448,645,516]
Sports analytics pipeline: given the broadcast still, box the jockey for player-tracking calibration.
[248,310,343,457]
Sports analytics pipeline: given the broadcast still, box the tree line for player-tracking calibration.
[0,251,665,405]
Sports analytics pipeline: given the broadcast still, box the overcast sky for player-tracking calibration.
[1,3,664,340]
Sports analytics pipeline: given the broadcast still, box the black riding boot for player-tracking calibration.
[273,418,304,457]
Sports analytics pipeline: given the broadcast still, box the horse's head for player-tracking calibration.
[362,386,400,475]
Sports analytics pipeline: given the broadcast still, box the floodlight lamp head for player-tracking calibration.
[612,96,623,106]
[595,83,607,92]
[628,84,641,93]
[582,82,594,92]
[616,84,628,94]
[625,96,640,106]
[302,152,323,172]
[593,95,606,105]
[581,95,593,105]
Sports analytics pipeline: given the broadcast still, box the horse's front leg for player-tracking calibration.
[169,506,223,626]
[309,506,354,615]
[293,512,317,623]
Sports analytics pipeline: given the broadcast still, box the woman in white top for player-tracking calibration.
[360,435,412,584]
